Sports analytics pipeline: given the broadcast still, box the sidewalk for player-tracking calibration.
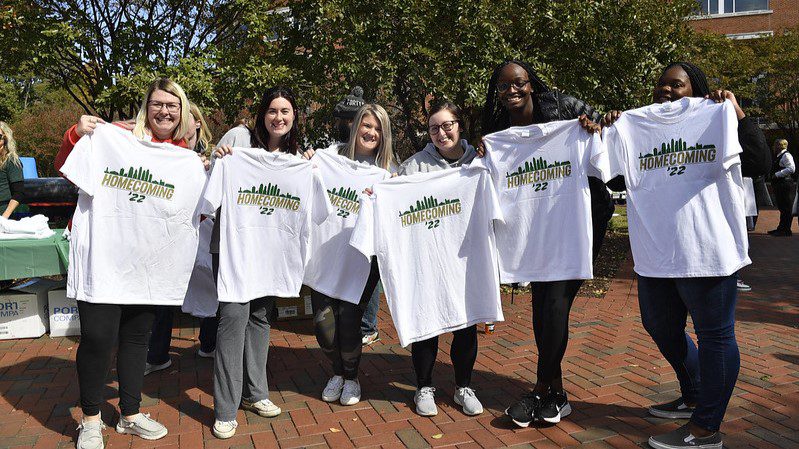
[0,210,796,449]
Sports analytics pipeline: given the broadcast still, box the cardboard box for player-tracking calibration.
[276,286,313,321]
[0,278,62,340]
[48,289,80,337]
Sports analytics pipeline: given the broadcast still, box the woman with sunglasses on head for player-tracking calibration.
[54,78,202,449]
[396,100,484,417]
[479,60,613,428]
[209,86,302,439]
[601,62,769,449]
[0,121,24,218]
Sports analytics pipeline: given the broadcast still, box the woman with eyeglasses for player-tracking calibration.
[479,60,613,428]
[54,78,207,449]
[395,100,483,417]
[0,121,24,218]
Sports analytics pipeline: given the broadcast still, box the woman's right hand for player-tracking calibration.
[75,115,106,137]
[302,149,316,160]
[601,110,622,128]
[476,137,486,158]
[213,144,234,159]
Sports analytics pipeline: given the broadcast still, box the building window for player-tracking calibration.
[697,0,768,14]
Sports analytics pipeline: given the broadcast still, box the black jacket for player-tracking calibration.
[534,91,615,256]
[605,114,771,192]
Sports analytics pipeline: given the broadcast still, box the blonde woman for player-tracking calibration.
[188,102,212,153]
[301,103,395,406]
[0,121,24,218]
[54,78,203,449]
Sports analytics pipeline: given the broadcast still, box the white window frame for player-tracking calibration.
[693,0,771,17]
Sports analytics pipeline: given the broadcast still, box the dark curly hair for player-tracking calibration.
[481,60,550,135]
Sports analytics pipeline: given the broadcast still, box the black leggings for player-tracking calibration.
[311,258,380,380]
[530,280,582,384]
[773,178,796,232]
[76,302,156,416]
[411,325,478,388]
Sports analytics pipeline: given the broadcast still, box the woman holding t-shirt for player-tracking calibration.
[209,86,300,439]
[478,60,613,428]
[601,62,769,449]
[397,101,483,417]
[54,78,198,449]
[300,103,395,406]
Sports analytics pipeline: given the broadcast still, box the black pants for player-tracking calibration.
[773,178,796,232]
[411,325,478,388]
[76,302,156,416]
[311,258,380,379]
[530,280,582,384]
[147,306,219,364]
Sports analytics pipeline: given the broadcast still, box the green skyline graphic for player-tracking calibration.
[104,166,174,189]
[639,139,716,159]
[398,196,460,217]
[328,186,359,202]
[506,158,571,178]
[238,183,300,201]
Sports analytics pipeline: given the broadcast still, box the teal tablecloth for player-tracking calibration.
[0,229,69,280]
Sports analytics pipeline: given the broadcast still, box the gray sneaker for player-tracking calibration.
[649,397,695,419]
[115,413,168,440]
[241,398,281,417]
[76,418,106,449]
[453,387,483,415]
[648,424,722,449]
[414,386,438,416]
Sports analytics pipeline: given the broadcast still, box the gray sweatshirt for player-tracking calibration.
[398,140,476,175]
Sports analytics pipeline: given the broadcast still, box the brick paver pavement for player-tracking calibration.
[1,210,797,449]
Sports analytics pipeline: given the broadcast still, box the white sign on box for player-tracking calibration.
[48,289,80,337]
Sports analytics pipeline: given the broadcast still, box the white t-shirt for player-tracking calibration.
[303,150,391,304]
[202,148,333,303]
[604,97,751,277]
[350,167,504,347]
[473,119,610,282]
[181,219,218,317]
[60,124,207,305]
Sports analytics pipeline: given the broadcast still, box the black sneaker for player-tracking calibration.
[648,424,722,449]
[539,390,571,423]
[505,392,543,428]
[648,398,695,419]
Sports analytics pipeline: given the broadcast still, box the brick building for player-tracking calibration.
[689,0,798,38]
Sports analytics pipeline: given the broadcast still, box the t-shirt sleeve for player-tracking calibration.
[587,131,611,182]
[479,170,504,224]
[311,167,334,225]
[349,194,376,259]
[721,101,744,171]
[59,133,97,196]
[201,157,225,216]
[6,160,23,184]
[602,125,625,179]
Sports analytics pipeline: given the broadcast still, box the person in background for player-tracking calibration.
[145,102,218,377]
[0,121,24,218]
[769,139,795,237]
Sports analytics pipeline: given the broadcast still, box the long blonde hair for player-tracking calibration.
[0,121,21,169]
[133,78,191,142]
[345,104,395,170]
[189,103,212,152]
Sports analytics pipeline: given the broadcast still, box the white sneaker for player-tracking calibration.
[77,417,106,449]
[143,359,171,376]
[322,375,345,402]
[212,420,238,439]
[453,387,483,416]
[241,398,281,417]
[197,348,215,358]
[115,413,167,440]
[414,386,438,416]
[361,332,379,346]
[340,379,361,405]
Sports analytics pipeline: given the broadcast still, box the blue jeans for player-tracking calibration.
[360,282,381,335]
[637,274,740,432]
[147,306,219,364]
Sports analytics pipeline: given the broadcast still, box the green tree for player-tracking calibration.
[755,29,799,152]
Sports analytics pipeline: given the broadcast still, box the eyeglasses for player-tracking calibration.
[428,121,458,135]
[496,79,530,93]
[148,101,181,113]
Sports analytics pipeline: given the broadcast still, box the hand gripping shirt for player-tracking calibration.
[59,124,207,305]
[472,119,610,282]
[604,97,751,277]
[303,150,391,304]
[350,167,504,347]
[202,148,333,303]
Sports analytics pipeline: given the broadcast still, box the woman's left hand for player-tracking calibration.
[578,114,601,134]
[199,153,211,171]
[705,90,745,119]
